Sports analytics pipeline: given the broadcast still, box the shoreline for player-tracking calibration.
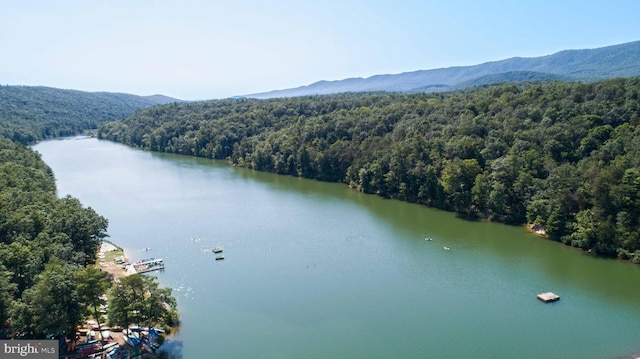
[98,241,136,280]
[96,241,172,358]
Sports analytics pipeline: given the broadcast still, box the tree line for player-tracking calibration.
[0,85,176,144]
[0,138,177,343]
[99,78,640,262]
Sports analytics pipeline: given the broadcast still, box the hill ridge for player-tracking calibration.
[247,40,640,98]
[0,85,182,143]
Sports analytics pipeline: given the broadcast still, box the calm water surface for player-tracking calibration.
[33,137,640,358]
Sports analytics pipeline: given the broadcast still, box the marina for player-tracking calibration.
[98,244,166,278]
[133,258,165,273]
[84,244,172,358]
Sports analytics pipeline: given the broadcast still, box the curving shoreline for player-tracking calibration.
[98,241,135,279]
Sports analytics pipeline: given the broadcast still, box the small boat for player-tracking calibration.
[215,255,224,260]
[106,348,120,359]
[128,325,143,332]
[102,342,118,351]
[213,247,223,253]
[443,246,451,251]
[425,237,433,241]
[124,335,137,347]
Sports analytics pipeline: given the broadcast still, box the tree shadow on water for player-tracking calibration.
[154,338,183,359]
[454,212,480,222]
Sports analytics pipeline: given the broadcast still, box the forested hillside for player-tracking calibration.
[0,85,179,144]
[0,137,109,337]
[99,79,640,262]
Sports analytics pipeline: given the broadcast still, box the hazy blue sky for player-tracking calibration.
[2,0,639,100]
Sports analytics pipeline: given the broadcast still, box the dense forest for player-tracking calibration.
[0,85,179,144]
[0,126,177,343]
[99,78,640,262]
[0,137,108,338]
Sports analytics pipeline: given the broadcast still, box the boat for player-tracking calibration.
[213,247,223,253]
[134,258,165,273]
[443,246,451,251]
[101,342,118,351]
[105,347,120,359]
[128,325,143,333]
[215,255,224,260]
[125,335,141,347]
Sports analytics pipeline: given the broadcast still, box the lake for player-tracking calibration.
[33,137,640,358]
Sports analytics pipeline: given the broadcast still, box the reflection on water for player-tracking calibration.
[155,337,182,359]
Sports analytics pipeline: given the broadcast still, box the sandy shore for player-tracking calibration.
[98,242,135,280]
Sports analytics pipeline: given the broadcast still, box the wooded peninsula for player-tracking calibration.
[98,79,640,263]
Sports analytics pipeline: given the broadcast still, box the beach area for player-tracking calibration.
[98,241,136,279]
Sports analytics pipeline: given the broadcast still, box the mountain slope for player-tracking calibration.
[0,85,181,143]
[99,78,640,262]
[248,40,640,98]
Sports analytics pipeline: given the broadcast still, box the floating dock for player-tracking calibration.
[133,258,165,274]
[537,292,560,302]
[136,263,165,273]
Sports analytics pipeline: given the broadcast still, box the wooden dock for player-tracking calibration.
[537,292,560,302]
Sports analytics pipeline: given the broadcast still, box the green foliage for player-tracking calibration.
[50,196,109,265]
[0,264,15,326]
[100,78,640,261]
[9,260,82,339]
[0,85,179,144]
[108,275,145,327]
[75,266,110,332]
[108,274,177,328]
[0,138,115,338]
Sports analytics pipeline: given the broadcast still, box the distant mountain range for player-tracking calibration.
[247,40,640,99]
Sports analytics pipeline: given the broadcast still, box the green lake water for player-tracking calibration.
[33,137,640,358]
